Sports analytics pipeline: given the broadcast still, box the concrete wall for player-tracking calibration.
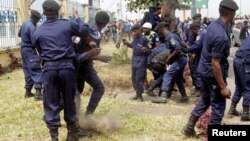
[0,47,21,67]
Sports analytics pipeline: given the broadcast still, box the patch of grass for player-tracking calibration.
[0,42,201,141]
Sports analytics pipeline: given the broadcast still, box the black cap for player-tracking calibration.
[42,0,61,12]
[156,2,161,9]
[30,10,41,18]
[192,13,202,20]
[189,23,200,30]
[95,11,110,25]
[155,22,169,31]
[219,0,239,11]
[131,24,141,31]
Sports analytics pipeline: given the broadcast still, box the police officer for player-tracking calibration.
[32,0,84,140]
[75,11,110,115]
[182,0,238,137]
[188,23,206,97]
[123,24,149,102]
[152,22,188,103]
[18,10,42,100]
[147,5,160,30]
[183,14,201,45]
[228,36,250,121]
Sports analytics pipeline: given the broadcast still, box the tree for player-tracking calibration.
[126,0,190,22]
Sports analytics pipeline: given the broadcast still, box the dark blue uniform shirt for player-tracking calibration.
[18,20,36,47]
[32,18,81,61]
[198,18,231,78]
[131,35,149,68]
[164,32,184,55]
[183,26,196,45]
[147,12,161,29]
[189,29,206,54]
[76,22,102,62]
[235,36,250,63]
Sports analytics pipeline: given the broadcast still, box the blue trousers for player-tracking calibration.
[231,57,250,106]
[161,56,187,95]
[191,77,226,125]
[132,67,147,95]
[77,62,105,113]
[189,55,202,89]
[21,47,42,89]
[43,62,77,134]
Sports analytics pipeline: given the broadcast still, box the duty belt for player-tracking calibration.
[43,58,73,64]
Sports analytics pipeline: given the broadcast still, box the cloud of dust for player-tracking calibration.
[78,112,124,136]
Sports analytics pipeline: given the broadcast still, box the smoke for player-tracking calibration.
[78,112,124,136]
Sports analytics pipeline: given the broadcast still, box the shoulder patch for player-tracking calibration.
[170,39,176,46]
[196,35,200,41]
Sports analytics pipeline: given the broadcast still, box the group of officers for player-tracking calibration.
[18,0,112,140]
[122,0,250,138]
[17,0,250,140]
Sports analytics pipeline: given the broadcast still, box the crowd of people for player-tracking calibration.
[17,0,250,140]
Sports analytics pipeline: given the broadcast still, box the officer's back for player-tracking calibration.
[18,20,36,47]
[34,18,79,61]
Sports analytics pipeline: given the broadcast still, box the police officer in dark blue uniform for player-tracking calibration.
[183,14,202,45]
[75,11,110,115]
[18,10,42,100]
[146,4,161,30]
[183,14,204,96]
[188,23,206,97]
[123,24,149,102]
[152,22,188,103]
[228,36,250,121]
[32,0,85,140]
[182,0,238,137]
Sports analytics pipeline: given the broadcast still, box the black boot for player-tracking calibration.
[241,106,250,121]
[158,90,162,97]
[24,88,34,98]
[66,126,79,141]
[130,93,143,102]
[50,133,58,141]
[34,89,43,101]
[182,116,199,137]
[151,91,168,103]
[146,86,156,97]
[78,128,92,138]
[178,93,189,103]
[228,102,241,116]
